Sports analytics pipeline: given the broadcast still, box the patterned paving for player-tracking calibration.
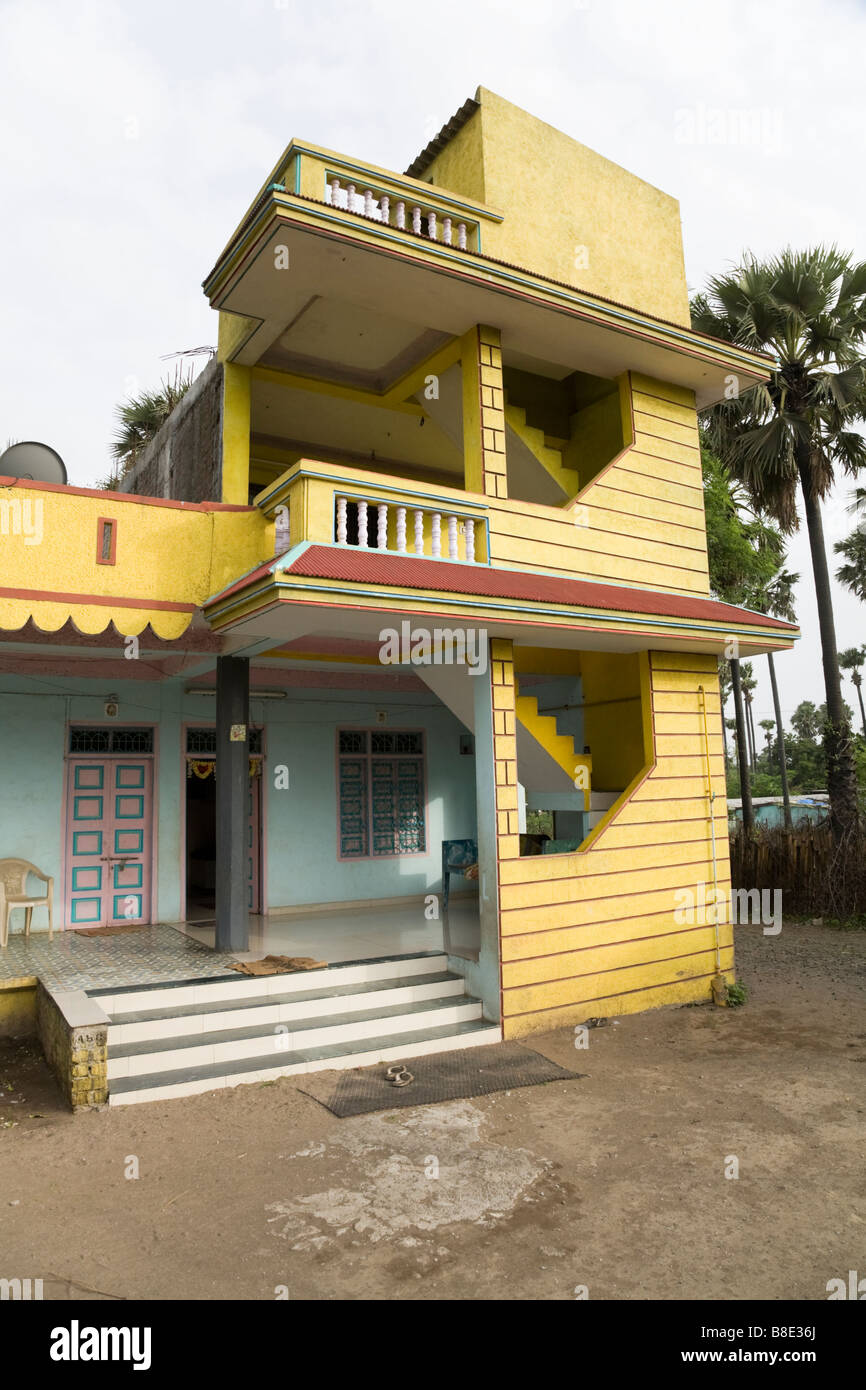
[0,925,237,992]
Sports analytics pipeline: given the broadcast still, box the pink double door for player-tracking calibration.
[65,758,153,927]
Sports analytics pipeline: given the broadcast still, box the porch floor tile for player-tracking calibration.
[0,924,236,992]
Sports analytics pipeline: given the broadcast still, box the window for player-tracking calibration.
[337,729,426,858]
[69,726,154,754]
[186,727,263,755]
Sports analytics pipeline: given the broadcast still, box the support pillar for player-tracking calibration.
[215,656,250,952]
[461,325,507,498]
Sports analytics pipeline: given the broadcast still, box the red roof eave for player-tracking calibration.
[205,546,797,636]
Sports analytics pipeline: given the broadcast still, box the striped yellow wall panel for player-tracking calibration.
[499,651,733,1037]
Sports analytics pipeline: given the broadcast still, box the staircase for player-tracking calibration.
[503,397,580,497]
[90,953,501,1106]
[514,693,592,807]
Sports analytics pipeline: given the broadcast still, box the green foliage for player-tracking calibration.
[102,364,197,486]
[702,448,783,604]
[726,979,748,1007]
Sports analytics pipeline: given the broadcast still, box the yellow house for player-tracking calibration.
[0,89,797,1105]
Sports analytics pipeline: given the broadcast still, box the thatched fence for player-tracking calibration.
[729,822,866,919]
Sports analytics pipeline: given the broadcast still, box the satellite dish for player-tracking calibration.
[0,441,67,484]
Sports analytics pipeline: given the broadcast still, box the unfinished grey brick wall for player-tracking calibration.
[119,358,223,503]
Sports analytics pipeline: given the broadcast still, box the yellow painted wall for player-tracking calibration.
[0,485,271,636]
[493,646,732,1037]
[487,372,710,593]
[581,651,645,791]
[260,368,710,596]
[422,88,691,326]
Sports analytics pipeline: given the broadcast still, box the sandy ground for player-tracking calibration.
[1,922,864,1302]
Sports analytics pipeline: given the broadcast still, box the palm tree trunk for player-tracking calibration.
[854,676,866,739]
[797,452,859,839]
[767,652,793,830]
[745,694,756,766]
[730,659,753,831]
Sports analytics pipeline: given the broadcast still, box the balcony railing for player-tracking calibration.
[324,177,473,251]
[335,494,480,563]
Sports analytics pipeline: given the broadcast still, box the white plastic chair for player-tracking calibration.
[0,859,54,947]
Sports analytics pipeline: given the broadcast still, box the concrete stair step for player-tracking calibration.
[87,950,450,1015]
[107,1018,503,1105]
[107,970,464,1044]
[108,993,484,1077]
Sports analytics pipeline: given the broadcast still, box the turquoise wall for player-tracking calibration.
[260,689,477,908]
[0,678,477,931]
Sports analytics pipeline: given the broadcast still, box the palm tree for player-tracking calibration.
[693,246,866,839]
[759,718,775,763]
[839,646,866,738]
[835,488,866,602]
[740,662,758,767]
[107,363,197,481]
[754,565,798,829]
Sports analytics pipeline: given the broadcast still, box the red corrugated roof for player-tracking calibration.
[208,544,796,633]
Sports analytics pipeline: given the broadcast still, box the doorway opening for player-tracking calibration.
[184,727,263,921]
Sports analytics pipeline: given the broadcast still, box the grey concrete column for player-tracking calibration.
[215,656,250,952]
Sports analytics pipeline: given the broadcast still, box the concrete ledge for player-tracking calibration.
[36,984,111,1111]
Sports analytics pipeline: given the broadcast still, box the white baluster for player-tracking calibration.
[377,503,388,550]
[464,517,475,563]
[346,183,356,212]
[336,496,348,545]
[443,216,452,245]
[380,195,390,224]
[427,210,436,240]
[326,178,336,205]
[457,222,467,250]
[357,499,368,547]
[447,515,458,559]
[396,507,407,553]
[431,512,441,558]
[396,200,406,229]
[413,510,424,555]
[364,189,374,218]
[412,205,422,235]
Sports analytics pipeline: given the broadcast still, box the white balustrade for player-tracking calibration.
[324,180,474,247]
[335,496,481,563]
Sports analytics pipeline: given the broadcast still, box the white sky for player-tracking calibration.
[1,0,863,728]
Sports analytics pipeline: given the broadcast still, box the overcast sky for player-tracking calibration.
[1,0,864,730]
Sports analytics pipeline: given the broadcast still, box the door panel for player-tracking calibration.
[65,757,153,927]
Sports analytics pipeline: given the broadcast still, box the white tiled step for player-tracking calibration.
[106,970,464,1045]
[107,993,484,1078]
[89,951,449,1016]
[107,1019,503,1106]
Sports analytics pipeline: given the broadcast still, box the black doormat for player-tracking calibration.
[299,1041,586,1117]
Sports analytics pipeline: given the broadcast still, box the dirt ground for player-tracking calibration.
[1,922,864,1301]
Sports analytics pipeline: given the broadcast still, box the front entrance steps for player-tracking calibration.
[88,952,501,1105]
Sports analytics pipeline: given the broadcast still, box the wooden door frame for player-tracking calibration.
[60,720,159,930]
[179,722,266,919]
